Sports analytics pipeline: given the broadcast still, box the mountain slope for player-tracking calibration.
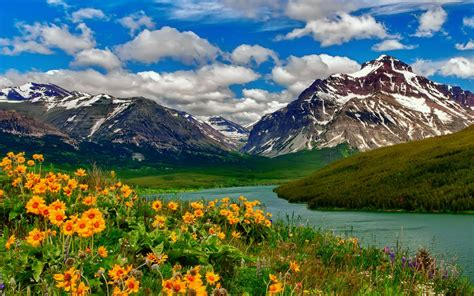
[206,116,249,147]
[0,82,234,154]
[275,126,474,212]
[243,55,474,157]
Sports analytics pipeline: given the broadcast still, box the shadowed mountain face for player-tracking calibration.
[0,82,235,154]
[243,55,474,157]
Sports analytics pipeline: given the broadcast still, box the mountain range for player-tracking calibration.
[0,55,473,161]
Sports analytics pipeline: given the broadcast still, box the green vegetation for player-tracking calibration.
[0,132,354,191]
[1,152,472,295]
[121,145,354,191]
[276,126,474,212]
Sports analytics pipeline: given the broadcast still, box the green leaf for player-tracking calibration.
[152,242,164,255]
[32,261,45,282]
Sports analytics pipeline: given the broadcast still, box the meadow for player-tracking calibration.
[0,152,472,295]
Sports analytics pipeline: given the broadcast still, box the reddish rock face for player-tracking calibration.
[243,55,474,156]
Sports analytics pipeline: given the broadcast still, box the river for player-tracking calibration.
[156,185,474,281]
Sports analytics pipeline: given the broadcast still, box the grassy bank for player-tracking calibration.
[276,126,474,213]
[0,152,472,295]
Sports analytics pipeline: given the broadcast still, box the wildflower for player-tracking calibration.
[16,164,27,174]
[71,281,89,296]
[75,168,87,177]
[32,154,44,162]
[79,184,89,191]
[108,264,133,281]
[49,210,66,226]
[74,218,93,238]
[25,195,46,215]
[167,201,179,211]
[269,274,278,282]
[50,200,67,211]
[193,209,204,218]
[27,160,35,167]
[125,276,140,293]
[268,282,283,294]
[5,235,15,250]
[112,287,129,296]
[217,231,226,240]
[182,212,195,224]
[26,228,45,247]
[83,208,100,220]
[231,231,241,239]
[151,200,163,212]
[82,195,97,206]
[121,185,133,198]
[54,267,79,292]
[205,271,220,285]
[62,220,75,236]
[152,215,166,229]
[290,261,301,273]
[91,218,106,234]
[98,246,108,258]
[0,189,4,198]
[162,278,186,294]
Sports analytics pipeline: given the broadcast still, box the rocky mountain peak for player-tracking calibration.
[357,55,413,74]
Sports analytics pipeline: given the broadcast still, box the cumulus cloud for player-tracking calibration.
[0,64,264,123]
[115,27,221,65]
[463,16,474,28]
[231,44,279,66]
[118,11,155,36]
[71,8,106,23]
[455,40,474,50]
[271,54,360,94]
[0,22,95,56]
[282,13,388,46]
[372,39,416,51]
[70,48,121,71]
[414,6,447,37]
[413,57,474,79]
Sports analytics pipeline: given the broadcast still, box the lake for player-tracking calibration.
[156,185,474,281]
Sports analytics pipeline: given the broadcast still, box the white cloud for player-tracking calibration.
[231,44,279,66]
[282,13,388,46]
[46,0,68,8]
[115,27,221,65]
[118,11,155,36]
[463,16,474,28]
[271,54,360,94]
[0,64,263,123]
[71,8,106,23]
[0,22,95,56]
[455,40,474,50]
[0,38,54,55]
[70,48,122,71]
[412,57,474,79]
[372,39,416,51]
[414,6,447,37]
[439,57,474,78]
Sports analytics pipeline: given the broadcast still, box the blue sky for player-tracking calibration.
[0,0,473,123]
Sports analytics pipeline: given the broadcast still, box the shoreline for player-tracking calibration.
[140,184,474,215]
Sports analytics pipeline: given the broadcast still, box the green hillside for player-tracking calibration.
[275,125,474,212]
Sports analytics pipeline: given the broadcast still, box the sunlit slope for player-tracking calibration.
[275,125,474,212]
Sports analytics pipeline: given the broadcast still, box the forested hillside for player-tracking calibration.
[275,126,474,212]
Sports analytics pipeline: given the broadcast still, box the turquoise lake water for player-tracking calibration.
[156,185,474,281]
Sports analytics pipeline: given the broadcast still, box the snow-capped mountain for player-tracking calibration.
[243,55,474,157]
[0,82,235,154]
[206,116,249,147]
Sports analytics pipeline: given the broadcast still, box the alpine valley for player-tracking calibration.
[0,55,473,189]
